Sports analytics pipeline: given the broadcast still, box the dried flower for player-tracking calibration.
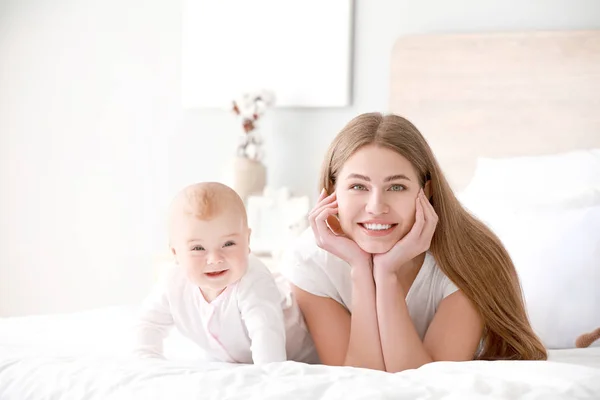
[231,89,275,161]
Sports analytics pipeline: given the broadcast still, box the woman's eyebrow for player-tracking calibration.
[346,173,370,181]
[346,173,412,182]
[384,174,411,182]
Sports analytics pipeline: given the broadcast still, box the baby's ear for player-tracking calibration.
[247,227,252,241]
[170,247,179,264]
[247,228,252,252]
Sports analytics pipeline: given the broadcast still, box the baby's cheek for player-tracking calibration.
[183,266,202,286]
[236,252,250,270]
[182,257,204,275]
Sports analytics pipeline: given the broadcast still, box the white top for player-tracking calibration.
[280,229,459,339]
[134,255,316,364]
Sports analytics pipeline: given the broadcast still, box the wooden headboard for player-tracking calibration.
[389,30,600,191]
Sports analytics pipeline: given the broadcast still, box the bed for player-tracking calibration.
[1,305,599,399]
[2,30,600,399]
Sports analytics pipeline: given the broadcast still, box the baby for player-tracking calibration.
[134,182,315,364]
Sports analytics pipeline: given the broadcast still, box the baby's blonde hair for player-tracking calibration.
[168,182,248,242]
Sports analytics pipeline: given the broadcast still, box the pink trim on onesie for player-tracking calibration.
[200,283,240,363]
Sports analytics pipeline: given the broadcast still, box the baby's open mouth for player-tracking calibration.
[205,270,228,278]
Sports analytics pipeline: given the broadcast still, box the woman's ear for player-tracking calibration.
[326,214,344,236]
[424,180,432,201]
[326,177,335,195]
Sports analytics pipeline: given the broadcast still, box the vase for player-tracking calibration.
[232,156,266,203]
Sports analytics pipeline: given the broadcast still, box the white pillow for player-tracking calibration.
[461,148,600,209]
[477,204,600,349]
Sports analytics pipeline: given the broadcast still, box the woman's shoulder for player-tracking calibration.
[279,228,350,302]
[421,252,459,299]
[283,227,331,266]
[406,253,459,338]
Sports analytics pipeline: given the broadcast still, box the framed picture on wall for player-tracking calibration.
[182,0,354,108]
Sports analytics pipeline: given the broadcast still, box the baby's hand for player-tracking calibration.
[239,272,287,364]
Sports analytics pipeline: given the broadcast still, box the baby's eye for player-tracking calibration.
[389,184,406,192]
[223,241,235,247]
[191,245,205,251]
[350,184,367,191]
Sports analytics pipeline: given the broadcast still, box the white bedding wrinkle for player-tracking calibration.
[0,354,599,400]
[1,305,599,399]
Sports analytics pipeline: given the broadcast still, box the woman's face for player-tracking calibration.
[335,144,422,254]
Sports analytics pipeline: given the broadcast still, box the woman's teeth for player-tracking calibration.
[362,223,393,231]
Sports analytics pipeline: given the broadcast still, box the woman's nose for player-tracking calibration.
[365,191,389,215]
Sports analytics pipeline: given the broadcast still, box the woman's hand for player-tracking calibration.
[373,189,438,276]
[309,189,372,269]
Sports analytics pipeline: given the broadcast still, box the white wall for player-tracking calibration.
[1,0,599,316]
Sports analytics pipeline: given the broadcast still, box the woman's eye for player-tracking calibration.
[223,241,235,247]
[389,184,406,192]
[350,184,366,191]
[191,245,205,251]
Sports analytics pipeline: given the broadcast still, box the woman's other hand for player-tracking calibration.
[309,189,372,269]
[373,189,438,276]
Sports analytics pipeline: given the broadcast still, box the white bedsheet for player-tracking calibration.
[1,306,599,399]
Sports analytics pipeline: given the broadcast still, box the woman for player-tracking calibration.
[280,112,546,373]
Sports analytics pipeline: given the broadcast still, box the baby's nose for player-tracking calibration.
[207,252,224,265]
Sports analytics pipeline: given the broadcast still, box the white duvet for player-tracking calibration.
[1,306,599,400]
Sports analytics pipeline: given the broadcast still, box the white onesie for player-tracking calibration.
[134,254,317,364]
[280,228,459,339]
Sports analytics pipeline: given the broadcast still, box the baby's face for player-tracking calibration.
[171,210,250,296]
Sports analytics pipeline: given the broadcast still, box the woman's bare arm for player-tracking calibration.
[292,265,385,370]
[373,190,482,372]
[376,274,482,372]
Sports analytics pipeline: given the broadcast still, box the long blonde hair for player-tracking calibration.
[319,112,547,361]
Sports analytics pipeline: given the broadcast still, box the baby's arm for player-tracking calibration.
[238,269,287,364]
[133,274,175,359]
